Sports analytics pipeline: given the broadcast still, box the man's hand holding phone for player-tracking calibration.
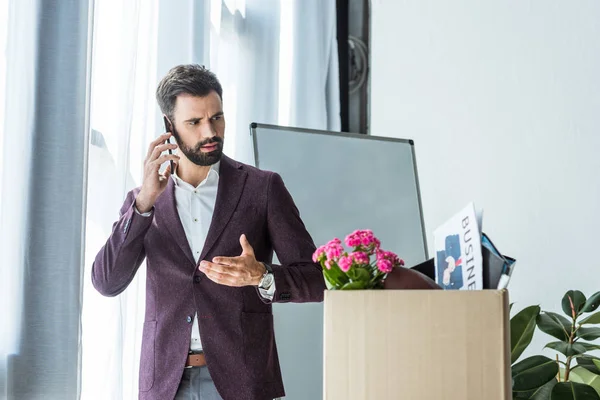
[135,133,179,213]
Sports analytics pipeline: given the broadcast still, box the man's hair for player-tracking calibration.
[156,64,223,120]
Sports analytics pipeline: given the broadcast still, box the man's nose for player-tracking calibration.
[199,121,216,138]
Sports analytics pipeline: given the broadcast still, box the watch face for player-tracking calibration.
[262,273,274,288]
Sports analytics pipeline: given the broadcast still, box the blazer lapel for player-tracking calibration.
[199,155,247,262]
[155,178,196,266]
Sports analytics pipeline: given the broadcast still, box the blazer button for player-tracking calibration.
[280,293,291,301]
[186,316,193,323]
[194,276,201,283]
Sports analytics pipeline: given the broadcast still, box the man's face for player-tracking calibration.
[169,91,225,166]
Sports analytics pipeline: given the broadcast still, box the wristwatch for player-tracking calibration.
[258,263,274,290]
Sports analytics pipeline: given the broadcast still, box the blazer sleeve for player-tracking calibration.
[91,189,152,297]
[264,172,326,303]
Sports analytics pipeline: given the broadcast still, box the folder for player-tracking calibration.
[481,233,516,289]
[409,232,516,290]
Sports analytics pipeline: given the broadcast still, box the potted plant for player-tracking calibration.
[511,290,600,399]
[313,229,404,290]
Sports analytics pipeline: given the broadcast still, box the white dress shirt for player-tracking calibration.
[136,161,274,352]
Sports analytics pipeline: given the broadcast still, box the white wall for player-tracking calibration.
[371,0,600,358]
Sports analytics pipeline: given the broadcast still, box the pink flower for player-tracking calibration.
[360,232,374,246]
[312,245,326,262]
[345,229,380,250]
[377,259,393,273]
[324,238,343,260]
[324,260,333,270]
[376,250,404,273]
[346,235,361,248]
[351,251,369,265]
[338,255,353,272]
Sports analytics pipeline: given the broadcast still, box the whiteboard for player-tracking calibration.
[251,123,427,399]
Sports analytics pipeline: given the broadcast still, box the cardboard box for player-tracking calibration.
[323,290,511,400]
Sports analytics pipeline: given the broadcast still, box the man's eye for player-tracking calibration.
[212,116,222,121]
[189,121,198,126]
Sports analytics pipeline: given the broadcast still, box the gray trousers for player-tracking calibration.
[174,367,223,400]
[174,366,281,400]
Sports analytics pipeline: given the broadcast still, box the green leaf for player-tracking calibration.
[580,342,600,352]
[551,382,600,400]
[514,378,557,399]
[346,267,358,280]
[512,355,559,392]
[322,262,349,289]
[594,359,600,372]
[347,267,370,283]
[577,327,600,341]
[577,356,600,375]
[562,291,587,317]
[340,281,366,290]
[582,292,600,314]
[545,341,588,357]
[538,312,572,341]
[569,368,600,397]
[511,305,541,364]
[322,268,337,289]
[580,312,600,325]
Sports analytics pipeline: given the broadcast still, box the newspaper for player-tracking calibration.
[434,203,483,290]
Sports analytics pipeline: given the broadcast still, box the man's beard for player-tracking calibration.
[172,129,224,167]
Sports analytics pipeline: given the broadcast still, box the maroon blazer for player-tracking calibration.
[92,155,326,400]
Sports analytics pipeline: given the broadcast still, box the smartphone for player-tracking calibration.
[163,116,175,173]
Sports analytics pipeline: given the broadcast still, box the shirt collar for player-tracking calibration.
[172,161,220,189]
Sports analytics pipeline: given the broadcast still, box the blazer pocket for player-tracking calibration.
[241,312,275,383]
[139,320,156,392]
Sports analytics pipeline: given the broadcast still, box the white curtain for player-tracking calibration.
[0,0,8,230]
[81,0,158,399]
[0,0,92,398]
[81,0,339,399]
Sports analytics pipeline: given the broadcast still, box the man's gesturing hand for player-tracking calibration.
[135,133,180,213]
[198,234,266,287]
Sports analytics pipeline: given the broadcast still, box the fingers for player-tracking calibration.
[146,133,173,159]
[150,154,180,170]
[199,261,241,286]
[211,256,243,267]
[160,161,176,180]
[149,142,178,163]
[200,261,236,275]
[239,234,255,256]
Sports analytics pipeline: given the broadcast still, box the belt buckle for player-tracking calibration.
[186,350,204,368]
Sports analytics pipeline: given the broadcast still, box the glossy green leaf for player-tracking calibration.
[538,312,572,341]
[582,292,600,314]
[594,359,600,372]
[577,327,600,341]
[580,312,600,325]
[347,267,370,283]
[514,378,557,400]
[562,291,587,317]
[551,382,600,400]
[544,341,588,357]
[511,305,541,364]
[576,356,600,375]
[322,269,336,289]
[340,281,366,290]
[579,342,600,352]
[512,355,559,392]
[322,262,349,289]
[569,367,600,397]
